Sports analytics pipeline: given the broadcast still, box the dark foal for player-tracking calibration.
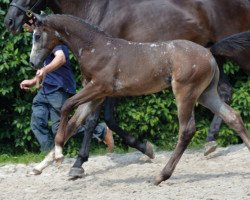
[5,0,250,176]
[29,14,250,185]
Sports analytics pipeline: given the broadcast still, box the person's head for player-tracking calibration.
[23,19,34,32]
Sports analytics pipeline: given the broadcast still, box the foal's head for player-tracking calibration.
[30,14,60,69]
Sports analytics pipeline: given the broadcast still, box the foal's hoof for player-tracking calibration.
[154,174,165,185]
[145,142,155,159]
[204,141,218,156]
[68,167,85,178]
[55,156,64,165]
[30,168,42,175]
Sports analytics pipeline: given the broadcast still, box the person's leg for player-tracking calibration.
[30,91,52,152]
[76,122,114,152]
[48,90,71,139]
[94,123,114,152]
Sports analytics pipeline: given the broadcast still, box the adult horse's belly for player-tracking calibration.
[99,0,212,46]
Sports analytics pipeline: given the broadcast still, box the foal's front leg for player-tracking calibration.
[54,82,106,161]
[54,99,104,161]
[31,100,103,174]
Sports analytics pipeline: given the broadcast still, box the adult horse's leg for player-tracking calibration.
[69,106,101,178]
[204,58,232,155]
[154,83,197,185]
[104,97,155,159]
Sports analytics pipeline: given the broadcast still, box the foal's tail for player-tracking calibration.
[200,57,220,98]
[210,30,250,58]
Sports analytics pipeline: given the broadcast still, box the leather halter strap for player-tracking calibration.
[10,0,44,19]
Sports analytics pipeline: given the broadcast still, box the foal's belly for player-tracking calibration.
[112,76,170,96]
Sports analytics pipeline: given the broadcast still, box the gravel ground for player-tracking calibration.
[0,144,250,200]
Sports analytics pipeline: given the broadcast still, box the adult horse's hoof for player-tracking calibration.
[30,168,42,175]
[145,142,155,159]
[68,167,85,178]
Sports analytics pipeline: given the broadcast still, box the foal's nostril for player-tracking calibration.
[29,61,35,68]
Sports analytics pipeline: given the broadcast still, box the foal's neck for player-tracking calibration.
[49,15,113,59]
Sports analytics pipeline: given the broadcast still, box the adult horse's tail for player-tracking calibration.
[210,31,250,74]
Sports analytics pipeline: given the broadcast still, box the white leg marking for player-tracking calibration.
[31,149,55,174]
[55,145,64,160]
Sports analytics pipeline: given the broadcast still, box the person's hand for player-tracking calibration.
[36,68,47,81]
[20,78,39,91]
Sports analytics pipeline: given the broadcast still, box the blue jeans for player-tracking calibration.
[31,89,106,152]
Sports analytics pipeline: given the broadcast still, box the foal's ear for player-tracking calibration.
[33,13,46,26]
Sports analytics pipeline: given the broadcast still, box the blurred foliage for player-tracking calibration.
[0,0,249,156]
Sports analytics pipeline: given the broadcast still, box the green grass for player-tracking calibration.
[0,152,46,165]
[0,141,206,165]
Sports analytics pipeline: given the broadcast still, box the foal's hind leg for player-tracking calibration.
[154,85,197,185]
[199,91,250,149]
[205,63,232,155]
[199,66,250,150]
[104,97,155,159]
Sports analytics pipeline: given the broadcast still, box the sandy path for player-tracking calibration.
[0,144,250,200]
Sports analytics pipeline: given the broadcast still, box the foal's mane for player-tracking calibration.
[45,14,110,37]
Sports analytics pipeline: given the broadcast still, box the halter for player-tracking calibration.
[10,0,44,19]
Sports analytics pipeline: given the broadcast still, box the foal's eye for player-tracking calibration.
[34,34,41,41]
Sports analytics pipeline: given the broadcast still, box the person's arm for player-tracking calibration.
[36,50,66,79]
[20,76,40,90]
[20,49,66,91]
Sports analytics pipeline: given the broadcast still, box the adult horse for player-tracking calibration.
[4,0,250,176]
[29,14,250,185]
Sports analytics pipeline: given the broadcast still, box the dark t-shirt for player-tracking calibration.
[41,45,76,95]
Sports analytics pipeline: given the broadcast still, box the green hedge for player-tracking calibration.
[0,0,249,155]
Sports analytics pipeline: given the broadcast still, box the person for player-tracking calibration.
[20,24,114,153]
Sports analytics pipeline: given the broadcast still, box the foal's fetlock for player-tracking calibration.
[54,144,64,164]
[55,155,64,165]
